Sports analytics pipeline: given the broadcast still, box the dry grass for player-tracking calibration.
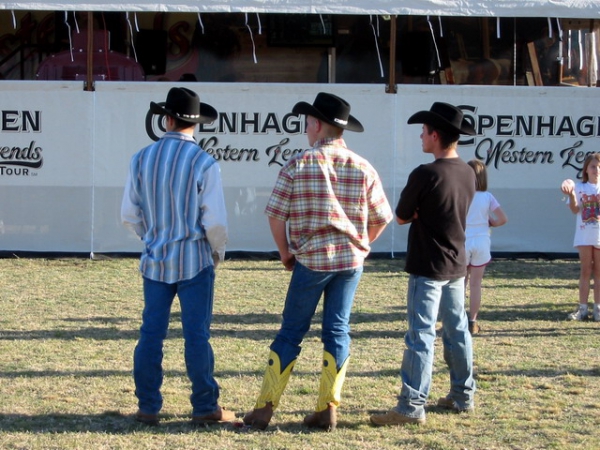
[0,256,599,449]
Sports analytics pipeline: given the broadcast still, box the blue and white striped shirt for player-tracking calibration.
[121,131,228,283]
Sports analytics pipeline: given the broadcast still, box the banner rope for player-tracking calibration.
[245,13,258,64]
[369,15,384,78]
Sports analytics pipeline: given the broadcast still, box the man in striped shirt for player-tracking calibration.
[121,87,233,426]
[243,92,393,431]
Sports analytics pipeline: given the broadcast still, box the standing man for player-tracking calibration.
[370,102,477,426]
[121,87,234,426]
[243,92,393,431]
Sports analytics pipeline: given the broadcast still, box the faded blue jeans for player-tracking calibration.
[270,262,363,371]
[396,274,475,418]
[133,266,220,417]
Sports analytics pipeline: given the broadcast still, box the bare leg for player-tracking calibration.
[578,246,593,305]
[592,247,600,305]
[468,265,486,322]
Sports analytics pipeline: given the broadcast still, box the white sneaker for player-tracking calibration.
[594,305,600,322]
[568,305,588,321]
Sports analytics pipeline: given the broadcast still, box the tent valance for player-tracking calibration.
[1,0,599,19]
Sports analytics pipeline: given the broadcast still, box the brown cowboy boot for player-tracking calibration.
[303,351,348,432]
[243,402,273,430]
[303,402,337,431]
[243,350,296,430]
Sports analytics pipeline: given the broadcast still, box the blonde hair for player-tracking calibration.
[467,159,488,192]
[582,153,600,183]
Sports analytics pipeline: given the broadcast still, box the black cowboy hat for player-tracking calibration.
[150,87,217,124]
[292,92,364,132]
[407,102,476,136]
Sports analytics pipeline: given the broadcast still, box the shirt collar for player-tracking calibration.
[164,131,197,143]
[313,137,346,148]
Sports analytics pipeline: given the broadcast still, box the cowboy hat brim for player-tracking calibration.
[292,101,364,133]
[407,110,476,136]
[149,101,218,124]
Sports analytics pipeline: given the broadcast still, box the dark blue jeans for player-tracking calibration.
[133,266,219,416]
[270,262,363,371]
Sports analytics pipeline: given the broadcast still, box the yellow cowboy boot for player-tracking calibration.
[243,350,296,430]
[303,351,349,431]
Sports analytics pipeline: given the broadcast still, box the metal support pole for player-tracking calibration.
[85,11,95,91]
[386,15,397,93]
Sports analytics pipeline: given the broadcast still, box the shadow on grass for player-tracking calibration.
[484,282,579,290]
[0,325,409,342]
[0,411,245,433]
[0,367,400,379]
[0,307,410,341]
[0,409,378,434]
[485,259,580,281]
[477,367,600,377]
[475,325,600,337]
[480,301,582,322]
[363,258,582,281]
[61,317,132,324]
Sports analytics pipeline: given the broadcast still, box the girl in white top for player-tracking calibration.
[465,160,508,334]
[561,152,600,321]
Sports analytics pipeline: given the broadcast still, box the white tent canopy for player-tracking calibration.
[1,0,600,19]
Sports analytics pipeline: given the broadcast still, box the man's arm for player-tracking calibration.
[121,170,145,238]
[201,164,228,265]
[396,211,417,225]
[268,216,295,271]
[367,222,388,243]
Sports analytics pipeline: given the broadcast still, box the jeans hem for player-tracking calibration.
[393,406,426,420]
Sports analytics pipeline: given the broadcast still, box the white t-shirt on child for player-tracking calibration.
[466,191,500,239]
[570,181,600,247]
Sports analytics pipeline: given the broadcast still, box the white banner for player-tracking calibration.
[2,1,600,19]
[0,81,595,255]
[0,81,93,252]
[94,83,396,254]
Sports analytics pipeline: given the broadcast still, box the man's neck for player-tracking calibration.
[433,148,459,160]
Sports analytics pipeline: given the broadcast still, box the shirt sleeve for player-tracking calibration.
[367,173,394,226]
[200,162,228,262]
[265,168,293,221]
[488,192,501,212]
[396,167,423,221]
[121,168,145,238]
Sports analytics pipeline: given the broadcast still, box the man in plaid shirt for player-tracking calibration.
[243,92,393,431]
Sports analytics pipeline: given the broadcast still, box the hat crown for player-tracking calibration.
[150,87,218,124]
[430,102,464,130]
[291,92,364,132]
[313,93,351,127]
[406,101,476,136]
[165,87,201,121]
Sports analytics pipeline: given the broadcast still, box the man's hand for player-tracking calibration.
[281,253,296,271]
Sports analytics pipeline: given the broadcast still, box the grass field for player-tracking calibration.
[0,256,599,450]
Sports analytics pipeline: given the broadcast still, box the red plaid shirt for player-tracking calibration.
[265,137,393,271]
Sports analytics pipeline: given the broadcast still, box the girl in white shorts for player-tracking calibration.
[561,152,600,321]
[465,160,508,334]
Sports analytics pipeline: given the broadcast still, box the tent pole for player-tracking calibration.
[387,15,397,93]
[85,12,94,91]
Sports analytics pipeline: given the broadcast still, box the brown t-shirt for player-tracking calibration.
[396,157,475,280]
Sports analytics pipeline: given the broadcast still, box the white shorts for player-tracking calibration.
[466,235,491,267]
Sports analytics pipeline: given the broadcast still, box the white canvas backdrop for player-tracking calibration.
[93,83,396,254]
[0,81,595,254]
[0,81,93,252]
[1,1,599,19]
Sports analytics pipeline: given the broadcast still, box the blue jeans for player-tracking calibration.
[396,274,475,418]
[270,262,363,371]
[133,266,219,416]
